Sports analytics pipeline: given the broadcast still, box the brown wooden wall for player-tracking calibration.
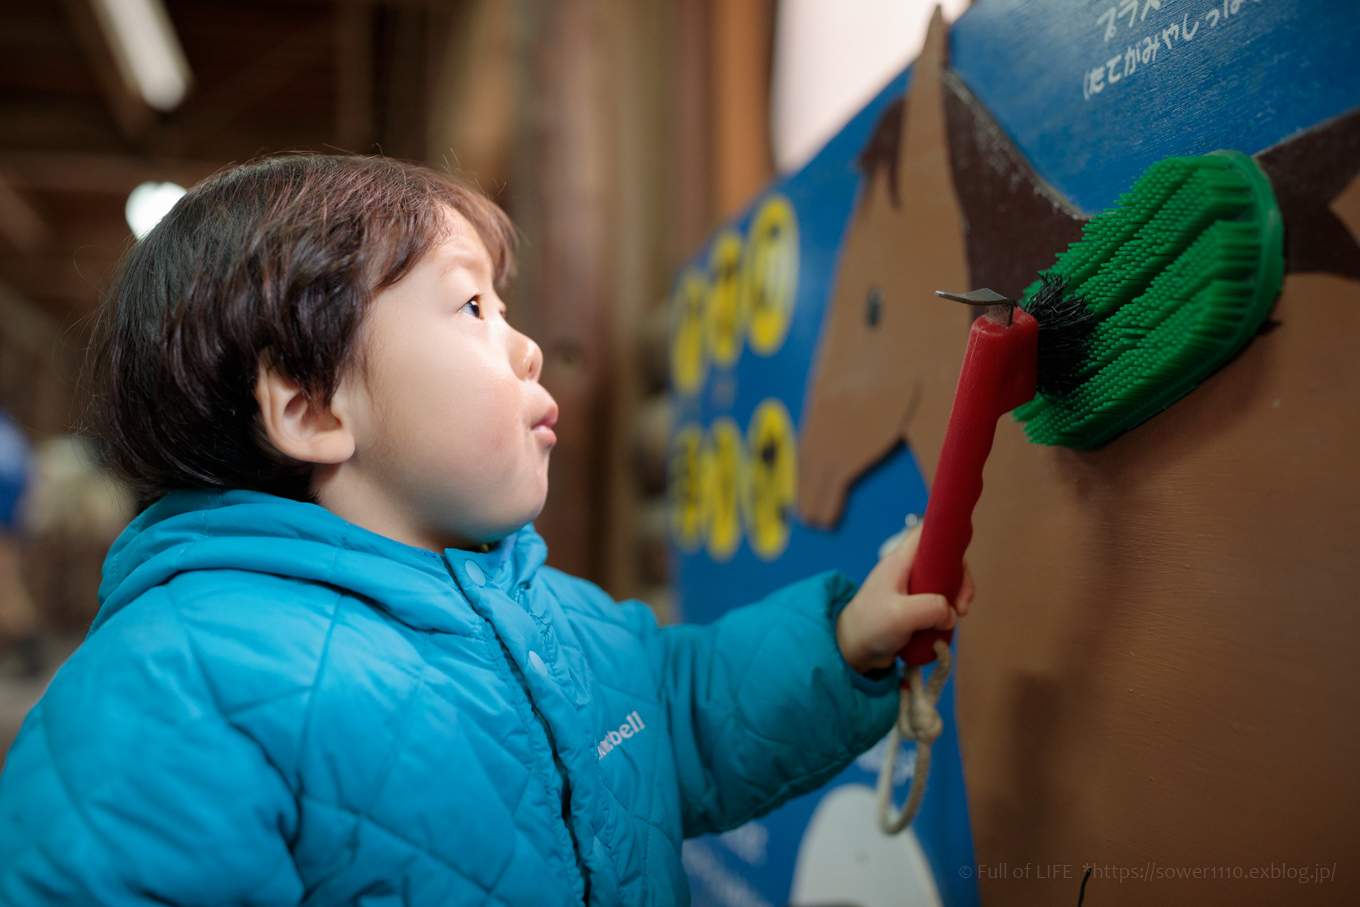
[0,0,776,614]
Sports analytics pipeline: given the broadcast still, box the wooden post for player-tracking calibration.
[334,1,374,153]
[425,0,515,190]
[709,0,774,220]
[508,0,613,583]
[672,0,714,256]
[599,0,674,605]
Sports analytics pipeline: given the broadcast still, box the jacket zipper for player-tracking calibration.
[489,633,592,904]
[454,562,592,904]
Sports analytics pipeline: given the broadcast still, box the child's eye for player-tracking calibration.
[458,296,482,319]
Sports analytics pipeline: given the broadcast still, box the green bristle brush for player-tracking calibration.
[880,150,1283,833]
[1014,149,1285,448]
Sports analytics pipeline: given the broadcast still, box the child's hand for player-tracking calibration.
[835,524,975,676]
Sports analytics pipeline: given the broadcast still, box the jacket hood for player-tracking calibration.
[92,489,548,635]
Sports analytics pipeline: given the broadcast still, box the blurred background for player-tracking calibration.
[0,0,963,754]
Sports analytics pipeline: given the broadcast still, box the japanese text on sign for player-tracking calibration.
[1083,0,1263,102]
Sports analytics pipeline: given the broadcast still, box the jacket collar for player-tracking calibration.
[94,489,548,636]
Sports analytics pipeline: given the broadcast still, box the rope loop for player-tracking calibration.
[876,638,952,835]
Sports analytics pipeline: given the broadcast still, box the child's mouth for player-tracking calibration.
[532,407,559,446]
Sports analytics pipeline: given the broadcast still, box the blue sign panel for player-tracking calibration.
[669,2,1359,905]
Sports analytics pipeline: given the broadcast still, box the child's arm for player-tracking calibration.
[0,605,303,905]
[617,526,968,837]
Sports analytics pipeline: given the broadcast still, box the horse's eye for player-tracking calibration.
[865,287,884,328]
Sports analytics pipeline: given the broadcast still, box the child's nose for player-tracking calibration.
[511,328,543,382]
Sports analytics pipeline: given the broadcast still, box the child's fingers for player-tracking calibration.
[876,523,923,594]
[892,591,954,640]
[955,563,976,616]
[934,595,959,631]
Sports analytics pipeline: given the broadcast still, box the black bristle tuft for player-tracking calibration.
[1022,272,1096,399]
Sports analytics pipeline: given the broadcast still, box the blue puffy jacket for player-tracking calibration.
[0,490,898,905]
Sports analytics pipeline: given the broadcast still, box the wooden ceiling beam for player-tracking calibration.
[149,19,333,158]
[0,254,114,316]
[0,152,224,196]
[59,0,156,141]
[0,172,53,256]
[332,0,461,10]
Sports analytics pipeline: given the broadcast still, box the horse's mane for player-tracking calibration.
[857,96,905,209]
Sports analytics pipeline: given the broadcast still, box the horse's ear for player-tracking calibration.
[896,6,950,180]
[797,4,970,527]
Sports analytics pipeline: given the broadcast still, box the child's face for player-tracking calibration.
[340,209,557,547]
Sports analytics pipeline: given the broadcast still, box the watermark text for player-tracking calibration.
[959,862,1337,885]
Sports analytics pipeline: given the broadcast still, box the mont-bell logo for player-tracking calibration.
[596,711,646,760]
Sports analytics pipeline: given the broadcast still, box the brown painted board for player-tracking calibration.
[959,269,1360,905]
[794,9,1360,903]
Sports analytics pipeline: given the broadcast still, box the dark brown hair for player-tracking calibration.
[84,154,516,505]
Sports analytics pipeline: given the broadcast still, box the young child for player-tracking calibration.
[0,155,969,905]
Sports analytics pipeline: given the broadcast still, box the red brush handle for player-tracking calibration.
[901,308,1038,667]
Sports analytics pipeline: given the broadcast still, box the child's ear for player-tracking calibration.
[254,363,356,465]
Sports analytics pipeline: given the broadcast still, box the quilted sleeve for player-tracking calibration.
[0,596,304,906]
[617,571,900,838]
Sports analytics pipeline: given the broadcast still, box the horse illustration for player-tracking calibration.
[795,7,1360,904]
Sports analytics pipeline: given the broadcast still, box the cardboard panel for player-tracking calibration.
[670,2,1360,905]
